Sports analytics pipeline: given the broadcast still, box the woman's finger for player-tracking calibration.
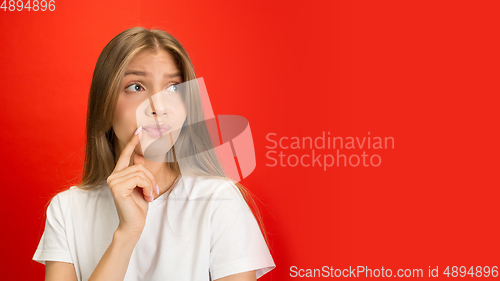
[113,127,143,173]
[133,153,159,194]
[109,163,158,194]
[113,175,154,203]
[109,171,152,192]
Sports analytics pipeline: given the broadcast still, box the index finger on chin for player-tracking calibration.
[113,127,142,173]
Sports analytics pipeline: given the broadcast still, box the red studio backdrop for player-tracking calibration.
[1,0,499,280]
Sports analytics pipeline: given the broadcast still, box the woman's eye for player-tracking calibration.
[126,83,144,92]
[166,84,179,92]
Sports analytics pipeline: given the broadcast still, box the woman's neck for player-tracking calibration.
[143,158,178,200]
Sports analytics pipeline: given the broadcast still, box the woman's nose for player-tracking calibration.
[146,91,168,117]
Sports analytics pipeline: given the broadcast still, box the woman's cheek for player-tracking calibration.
[122,98,140,124]
[114,99,138,136]
[113,102,126,127]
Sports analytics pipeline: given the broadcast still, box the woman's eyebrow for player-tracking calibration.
[124,70,148,77]
[124,70,182,78]
[169,72,182,78]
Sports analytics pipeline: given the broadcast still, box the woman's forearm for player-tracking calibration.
[88,230,140,281]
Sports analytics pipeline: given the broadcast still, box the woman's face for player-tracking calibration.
[112,49,186,157]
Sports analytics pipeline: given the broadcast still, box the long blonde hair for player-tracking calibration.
[80,27,271,248]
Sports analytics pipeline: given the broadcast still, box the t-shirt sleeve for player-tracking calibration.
[32,193,73,265]
[209,181,276,280]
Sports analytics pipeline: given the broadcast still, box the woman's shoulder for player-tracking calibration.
[41,182,108,223]
[49,182,110,208]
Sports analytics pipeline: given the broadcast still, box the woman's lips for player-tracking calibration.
[142,124,171,138]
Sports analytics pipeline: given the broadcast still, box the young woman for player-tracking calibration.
[33,27,275,281]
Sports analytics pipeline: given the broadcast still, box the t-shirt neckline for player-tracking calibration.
[149,175,184,209]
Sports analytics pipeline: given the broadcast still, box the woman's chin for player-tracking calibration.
[142,146,174,162]
[142,151,174,163]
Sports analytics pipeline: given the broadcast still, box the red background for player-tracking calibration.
[1,0,499,280]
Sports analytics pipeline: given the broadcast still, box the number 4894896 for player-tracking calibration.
[1,0,56,11]
[443,266,498,278]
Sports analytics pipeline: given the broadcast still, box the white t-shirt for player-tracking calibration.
[33,175,275,281]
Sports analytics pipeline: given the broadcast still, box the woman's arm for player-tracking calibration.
[214,270,256,281]
[87,130,153,281]
[45,261,78,281]
[88,229,140,281]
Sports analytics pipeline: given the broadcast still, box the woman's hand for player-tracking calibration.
[106,127,158,238]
